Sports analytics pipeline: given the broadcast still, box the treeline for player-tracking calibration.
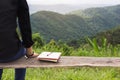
[32,26,120,48]
[32,29,120,56]
[96,26,120,45]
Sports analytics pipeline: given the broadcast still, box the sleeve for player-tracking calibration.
[17,0,34,48]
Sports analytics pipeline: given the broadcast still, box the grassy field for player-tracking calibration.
[2,67,120,80]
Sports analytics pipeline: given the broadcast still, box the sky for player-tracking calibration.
[27,0,120,5]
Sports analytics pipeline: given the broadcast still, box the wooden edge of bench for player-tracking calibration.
[0,56,120,68]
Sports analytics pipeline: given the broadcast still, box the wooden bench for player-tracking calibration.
[0,56,120,69]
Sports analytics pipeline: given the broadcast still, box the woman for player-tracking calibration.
[0,0,38,80]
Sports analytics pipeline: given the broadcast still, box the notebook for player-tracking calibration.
[37,52,62,62]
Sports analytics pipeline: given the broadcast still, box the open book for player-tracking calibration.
[37,52,62,62]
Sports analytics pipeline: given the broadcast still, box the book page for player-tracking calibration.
[38,52,61,59]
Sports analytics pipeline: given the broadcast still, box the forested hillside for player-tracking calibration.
[30,5,120,42]
[96,26,120,45]
[70,5,120,31]
[31,11,94,42]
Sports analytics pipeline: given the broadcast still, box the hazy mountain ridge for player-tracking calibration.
[30,5,120,42]
[70,4,120,17]
[29,4,113,14]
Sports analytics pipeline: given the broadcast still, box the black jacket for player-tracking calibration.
[0,0,34,59]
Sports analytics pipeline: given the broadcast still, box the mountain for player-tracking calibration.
[31,11,94,42]
[70,5,120,31]
[30,5,120,42]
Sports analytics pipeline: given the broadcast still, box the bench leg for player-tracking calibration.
[15,68,26,80]
[0,69,3,80]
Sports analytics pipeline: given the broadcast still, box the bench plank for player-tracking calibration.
[0,56,120,68]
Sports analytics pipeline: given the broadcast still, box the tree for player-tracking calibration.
[32,33,45,48]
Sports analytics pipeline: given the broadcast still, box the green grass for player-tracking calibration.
[34,44,120,57]
[2,67,120,80]
[70,45,120,57]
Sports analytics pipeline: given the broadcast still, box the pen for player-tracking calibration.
[47,52,52,56]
